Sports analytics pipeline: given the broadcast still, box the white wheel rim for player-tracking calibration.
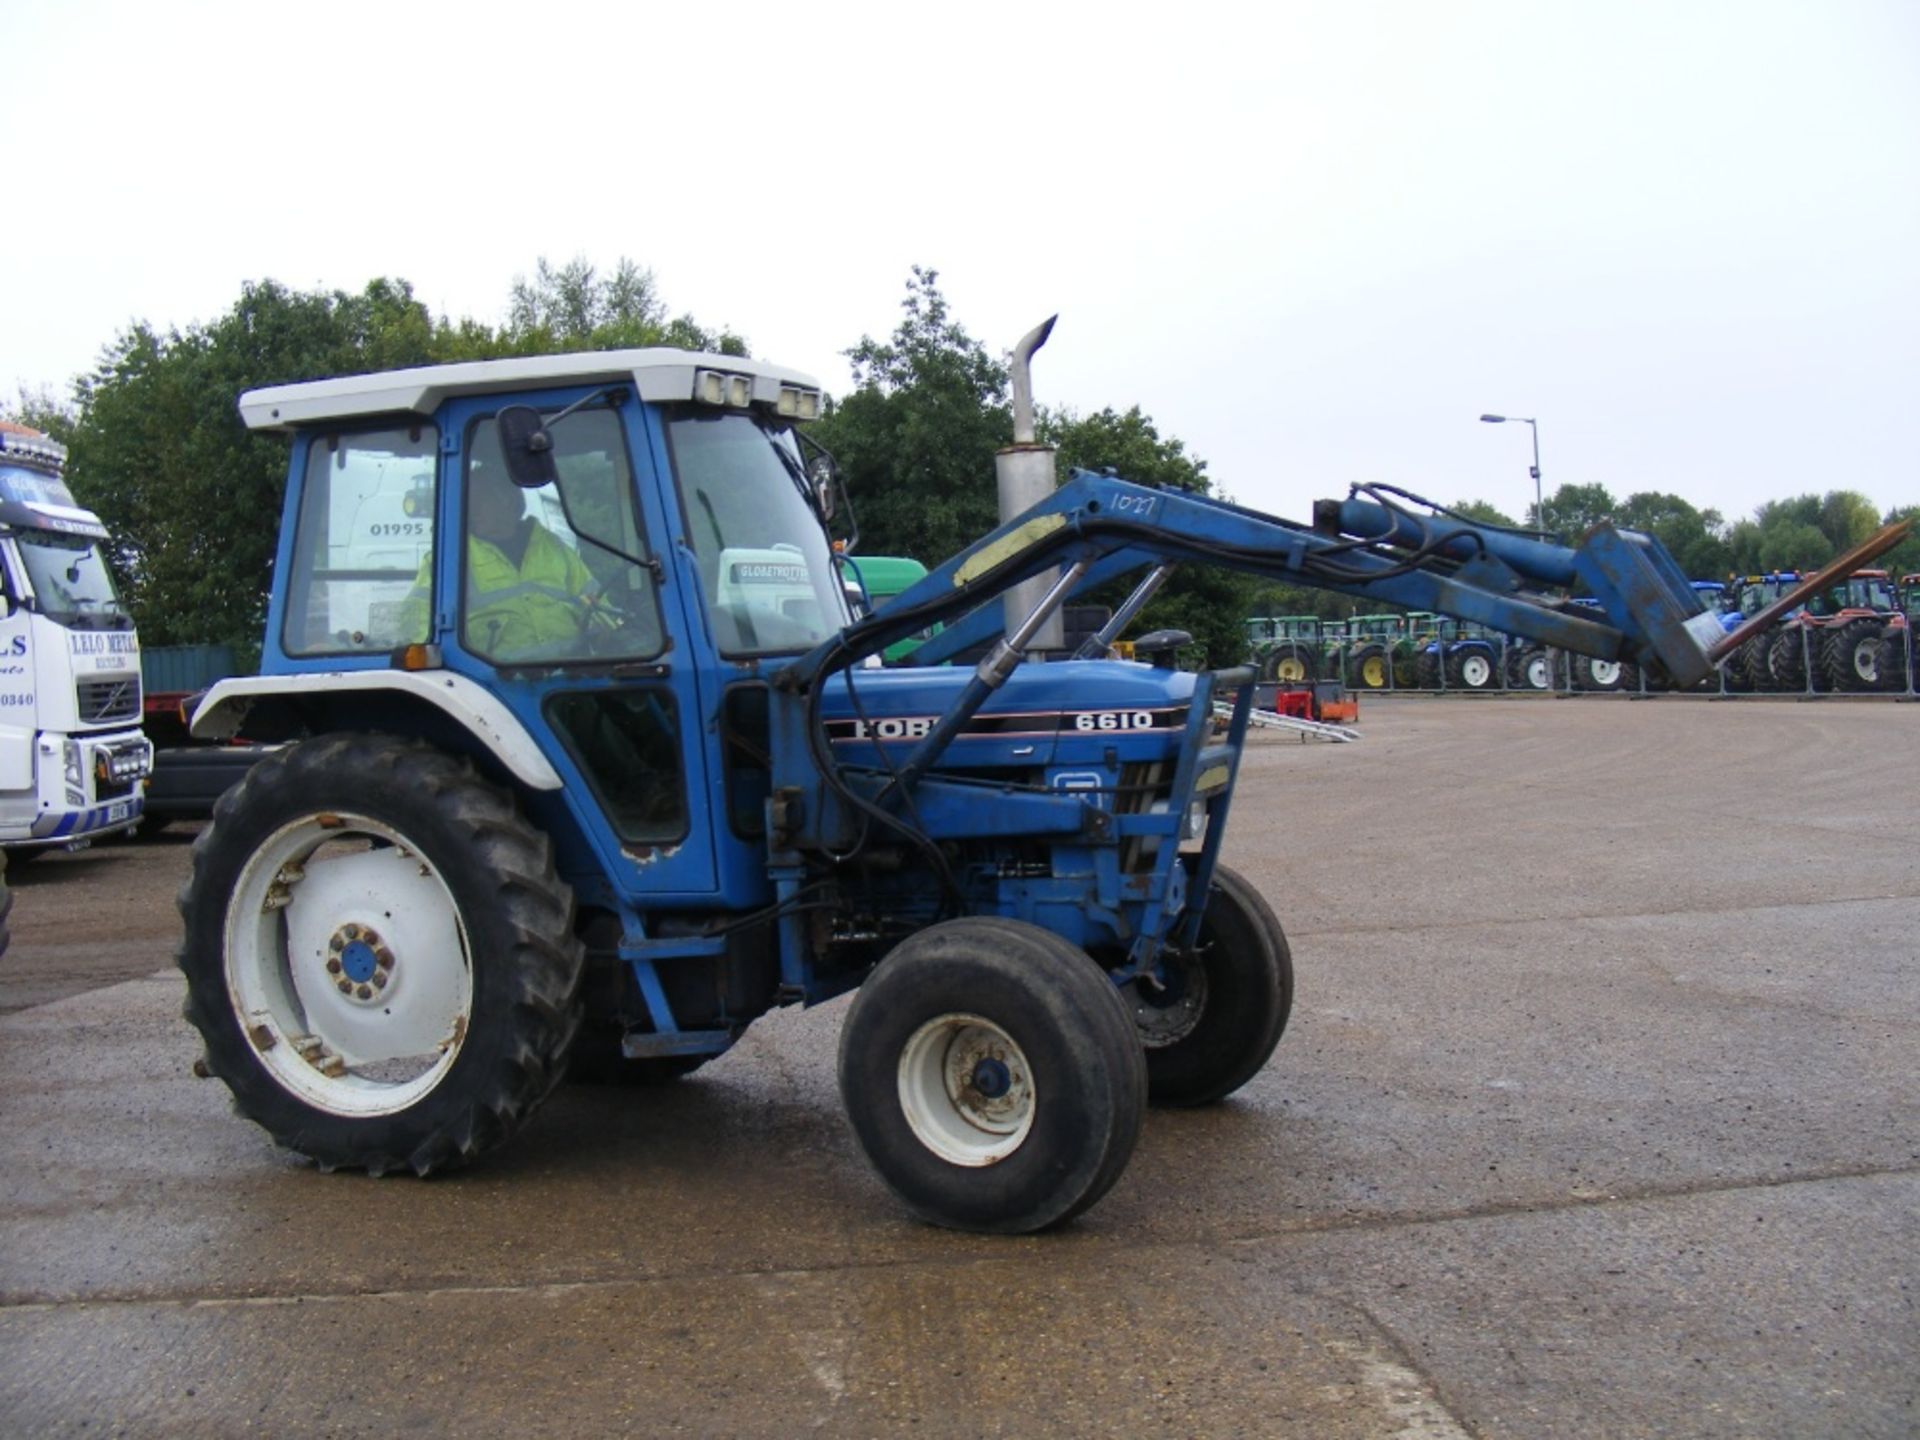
[1526,655,1550,689]
[225,813,473,1117]
[897,1013,1035,1167]
[1461,654,1492,687]
[1589,659,1622,686]
[1853,641,1878,681]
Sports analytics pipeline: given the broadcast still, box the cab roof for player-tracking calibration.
[238,349,821,433]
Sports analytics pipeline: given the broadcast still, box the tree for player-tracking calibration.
[1448,499,1517,528]
[1533,482,1616,537]
[499,256,746,357]
[1880,504,1920,577]
[1615,491,1731,579]
[812,267,1010,567]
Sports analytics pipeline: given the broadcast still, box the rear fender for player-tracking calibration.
[189,671,563,792]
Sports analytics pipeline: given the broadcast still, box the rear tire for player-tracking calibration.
[1876,629,1910,692]
[1821,618,1885,692]
[177,733,585,1176]
[838,917,1145,1233]
[1446,648,1499,691]
[1506,646,1550,691]
[1122,864,1293,1106]
[1574,655,1640,692]
[1414,651,1442,689]
[1349,645,1391,690]
[1736,631,1776,691]
[1768,628,1811,691]
[1262,642,1316,685]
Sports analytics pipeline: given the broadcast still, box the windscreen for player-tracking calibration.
[15,531,132,629]
[668,412,850,656]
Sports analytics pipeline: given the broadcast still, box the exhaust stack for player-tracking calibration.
[997,316,1063,653]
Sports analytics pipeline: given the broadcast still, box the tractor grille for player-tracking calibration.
[77,676,141,725]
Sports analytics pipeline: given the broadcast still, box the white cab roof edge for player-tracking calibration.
[238,349,822,432]
[190,671,565,791]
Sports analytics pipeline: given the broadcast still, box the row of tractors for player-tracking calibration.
[1247,569,1919,695]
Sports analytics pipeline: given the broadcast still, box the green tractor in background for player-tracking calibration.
[1245,614,1329,683]
[1343,612,1421,690]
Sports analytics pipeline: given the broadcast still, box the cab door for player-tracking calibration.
[435,387,719,902]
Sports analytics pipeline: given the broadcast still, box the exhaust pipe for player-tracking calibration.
[998,315,1063,652]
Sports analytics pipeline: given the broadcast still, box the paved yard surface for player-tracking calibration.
[1,698,1914,1437]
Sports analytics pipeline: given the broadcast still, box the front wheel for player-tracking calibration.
[1123,863,1293,1106]
[838,917,1145,1233]
[177,733,585,1175]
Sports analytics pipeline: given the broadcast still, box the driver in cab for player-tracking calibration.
[401,463,606,662]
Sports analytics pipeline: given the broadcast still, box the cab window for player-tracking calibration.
[460,409,663,665]
[284,426,437,656]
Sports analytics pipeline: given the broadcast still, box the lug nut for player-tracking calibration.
[337,979,353,994]
[326,958,342,975]
[355,984,372,1000]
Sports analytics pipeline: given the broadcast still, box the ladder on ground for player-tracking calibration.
[1215,702,1361,743]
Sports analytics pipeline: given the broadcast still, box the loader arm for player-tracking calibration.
[778,469,1720,691]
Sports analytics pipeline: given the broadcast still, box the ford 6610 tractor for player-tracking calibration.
[180,346,1735,1233]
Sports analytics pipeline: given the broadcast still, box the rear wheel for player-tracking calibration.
[838,917,1145,1233]
[1876,628,1911,692]
[1260,642,1316,685]
[1349,645,1391,690]
[1736,631,1776,691]
[1414,651,1442,689]
[1769,628,1811,691]
[1506,646,1550,691]
[1821,618,1885,692]
[1446,648,1498,691]
[1575,654,1639,692]
[177,733,584,1175]
[1121,864,1292,1106]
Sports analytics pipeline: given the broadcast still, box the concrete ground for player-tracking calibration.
[0,698,1914,1438]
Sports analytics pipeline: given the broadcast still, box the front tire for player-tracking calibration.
[1575,654,1640,692]
[1123,864,1293,1106]
[177,733,584,1176]
[838,917,1145,1233]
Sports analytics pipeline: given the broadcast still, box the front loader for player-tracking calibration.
[179,344,1737,1233]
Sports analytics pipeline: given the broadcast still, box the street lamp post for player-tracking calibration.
[1479,414,1542,532]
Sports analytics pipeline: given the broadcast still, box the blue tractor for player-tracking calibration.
[178,347,1726,1232]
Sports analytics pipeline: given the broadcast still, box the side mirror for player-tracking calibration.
[497,406,559,490]
[809,455,838,522]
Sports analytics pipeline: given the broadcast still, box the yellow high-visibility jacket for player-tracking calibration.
[398,525,596,659]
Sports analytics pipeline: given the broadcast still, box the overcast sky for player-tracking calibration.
[3,1,1914,533]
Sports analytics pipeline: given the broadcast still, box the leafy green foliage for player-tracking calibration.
[1615,491,1731,578]
[1448,499,1518,528]
[1532,481,1617,537]
[498,257,747,357]
[811,267,1010,567]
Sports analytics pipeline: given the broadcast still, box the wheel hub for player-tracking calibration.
[1128,958,1208,1048]
[325,922,395,1003]
[898,1013,1036,1166]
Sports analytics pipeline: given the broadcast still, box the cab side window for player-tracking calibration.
[460,410,663,665]
[284,426,437,656]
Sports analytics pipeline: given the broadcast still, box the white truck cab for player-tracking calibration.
[0,425,152,849]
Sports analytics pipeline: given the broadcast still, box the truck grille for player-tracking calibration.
[77,677,141,725]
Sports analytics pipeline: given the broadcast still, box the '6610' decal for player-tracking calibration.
[827,706,1186,743]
